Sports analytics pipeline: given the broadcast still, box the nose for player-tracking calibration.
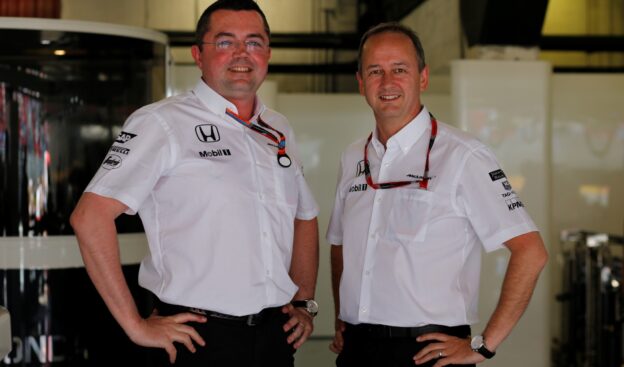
[233,40,249,55]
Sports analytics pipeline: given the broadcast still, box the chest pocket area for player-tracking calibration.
[382,189,433,244]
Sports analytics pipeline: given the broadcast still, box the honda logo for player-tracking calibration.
[195,124,220,143]
[355,160,367,177]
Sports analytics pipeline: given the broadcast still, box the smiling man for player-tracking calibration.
[70,1,319,366]
[327,23,548,367]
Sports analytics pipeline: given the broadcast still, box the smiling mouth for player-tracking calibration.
[379,94,400,101]
[229,66,252,73]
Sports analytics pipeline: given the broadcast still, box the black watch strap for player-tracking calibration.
[476,345,496,359]
[290,299,319,317]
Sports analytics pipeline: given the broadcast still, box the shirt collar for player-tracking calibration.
[192,79,266,121]
[371,105,431,156]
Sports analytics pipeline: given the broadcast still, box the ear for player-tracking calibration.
[356,71,365,96]
[191,45,202,69]
[419,65,429,92]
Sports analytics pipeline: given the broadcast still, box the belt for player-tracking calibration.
[156,300,282,327]
[346,323,471,339]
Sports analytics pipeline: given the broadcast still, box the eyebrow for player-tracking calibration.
[213,32,267,41]
[365,62,409,70]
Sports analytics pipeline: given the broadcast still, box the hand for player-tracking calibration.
[329,319,346,354]
[127,309,207,364]
[281,303,314,349]
[413,332,485,366]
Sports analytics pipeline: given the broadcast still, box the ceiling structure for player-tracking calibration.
[167,0,623,75]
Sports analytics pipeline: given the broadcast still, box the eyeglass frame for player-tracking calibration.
[199,37,269,53]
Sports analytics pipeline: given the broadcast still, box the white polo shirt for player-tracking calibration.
[326,106,537,327]
[86,80,319,316]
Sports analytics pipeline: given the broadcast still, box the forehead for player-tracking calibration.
[207,9,268,37]
[362,32,418,65]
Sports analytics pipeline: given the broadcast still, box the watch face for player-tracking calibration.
[306,300,319,314]
[471,335,484,350]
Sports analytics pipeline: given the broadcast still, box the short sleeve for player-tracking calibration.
[284,121,319,220]
[85,109,174,215]
[326,156,346,246]
[455,146,537,252]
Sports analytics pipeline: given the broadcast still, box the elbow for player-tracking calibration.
[69,207,83,234]
[70,201,90,236]
[535,245,549,272]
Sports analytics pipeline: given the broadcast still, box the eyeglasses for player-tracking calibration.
[363,114,438,190]
[201,38,268,53]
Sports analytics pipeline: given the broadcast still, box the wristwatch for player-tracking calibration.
[470,335,496,359]
[291,299,319,317]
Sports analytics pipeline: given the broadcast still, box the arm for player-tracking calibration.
[70,192,206,363]
[414,231,548,365]
[329,244,346,353]
[283,217,319,348]
[480,231,548,349]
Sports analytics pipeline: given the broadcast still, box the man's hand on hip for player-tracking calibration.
[127,310,207,364]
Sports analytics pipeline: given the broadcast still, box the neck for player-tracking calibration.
[229,98,256,120]
[374,117,410,146]
[374,105,424,146]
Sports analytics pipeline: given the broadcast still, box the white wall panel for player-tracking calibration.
[62,0,146,26]
[146,0,196,30]
[451,60,551,367]
[550,73,624,346]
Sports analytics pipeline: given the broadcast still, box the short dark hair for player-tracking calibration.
[357,22,426,73]
[195,0,271,49]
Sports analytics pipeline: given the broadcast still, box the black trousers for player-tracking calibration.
[337,323,476,367]
[151,301,295,367]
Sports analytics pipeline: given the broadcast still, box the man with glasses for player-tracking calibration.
[326,22,548,366]
[71,1,319,366]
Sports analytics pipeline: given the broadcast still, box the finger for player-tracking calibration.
[335,331,344,349]
[283,316,300,332]
[287,321,304,344]
[165,344,177,364]
[282,303,294,314]
[171,312,208,324]
[151,308,159,316]
[329,342,340,354]
[413,343,442,360]
[176,324,206,347]
[416,332,450,343]
[176,334,196,354]
[293,323,313,349]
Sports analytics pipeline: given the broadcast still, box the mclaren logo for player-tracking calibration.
[355,160,367,177]
[195,124,220,143]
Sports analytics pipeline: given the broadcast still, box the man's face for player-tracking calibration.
[357,32,429,124]
[191,9,271,103]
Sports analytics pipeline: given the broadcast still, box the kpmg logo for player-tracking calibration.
[506,197,524,211]
[102,154,122,169]
[355,160,367,177]
[195,124,220,143]
[114,131,137,144]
